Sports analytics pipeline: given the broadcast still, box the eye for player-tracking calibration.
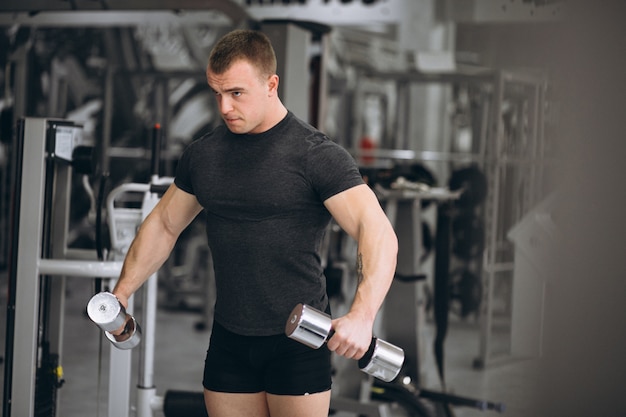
[232,91,242,97]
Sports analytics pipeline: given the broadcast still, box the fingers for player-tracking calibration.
[332,343,366,360]
[327,335,367,360]
[326,321,371,360]
[109,315,132,339]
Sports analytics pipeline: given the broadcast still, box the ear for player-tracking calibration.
[267,74,279,96]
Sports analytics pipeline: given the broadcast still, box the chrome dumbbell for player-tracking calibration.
[87,292,141,350]
[285,303,405,382]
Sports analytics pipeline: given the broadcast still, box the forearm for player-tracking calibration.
[112,214,178,307]
[349,220,398,325]
[324,184,398,324]
[324,184,398,357]
[327,208,397,359]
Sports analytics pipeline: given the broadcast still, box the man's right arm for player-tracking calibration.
[112,183,203,308]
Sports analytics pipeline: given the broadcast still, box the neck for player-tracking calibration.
[267,100,289,128]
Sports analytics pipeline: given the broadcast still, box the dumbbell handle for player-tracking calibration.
[87,292,142,350]
[323,328,379,367]
[285,303,404,382]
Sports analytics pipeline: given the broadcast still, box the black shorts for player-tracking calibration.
[203,321,332,395]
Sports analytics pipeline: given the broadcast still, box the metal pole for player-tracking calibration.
[137,272,159,417]
[7,117,48,417]
[38,259,123,278]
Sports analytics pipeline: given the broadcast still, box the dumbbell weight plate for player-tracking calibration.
[285,303,332,349]
[87,292,127,332]
[104,316,142,350]
[358,338,405,382]
[448,165,487,209]
[452,214,485,261]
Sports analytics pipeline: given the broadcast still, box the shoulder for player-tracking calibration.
[281,112,326,143]
[282,119,354,167]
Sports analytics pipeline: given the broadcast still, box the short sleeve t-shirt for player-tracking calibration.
[175,112,364,335]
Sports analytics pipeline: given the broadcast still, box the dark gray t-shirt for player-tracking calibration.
[175,112,364,336]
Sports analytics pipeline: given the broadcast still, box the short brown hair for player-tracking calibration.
[207,29,277,79]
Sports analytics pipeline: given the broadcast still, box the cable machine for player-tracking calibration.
[2,117,206,417]
[2,117,125,417]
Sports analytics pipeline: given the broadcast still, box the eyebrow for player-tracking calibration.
[224,87,244,93]
[210,85,245,94]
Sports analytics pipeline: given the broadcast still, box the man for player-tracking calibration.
[112,29,397,417]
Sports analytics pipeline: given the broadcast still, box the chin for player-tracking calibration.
[228,126,249,135]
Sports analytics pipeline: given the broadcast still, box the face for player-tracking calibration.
[206,59,278,134]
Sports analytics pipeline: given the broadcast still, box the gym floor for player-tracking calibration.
[0,273,538,417]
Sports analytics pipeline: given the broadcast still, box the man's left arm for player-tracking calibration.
[324,183,398,360]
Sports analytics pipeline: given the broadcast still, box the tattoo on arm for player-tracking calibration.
[356,253,364,284]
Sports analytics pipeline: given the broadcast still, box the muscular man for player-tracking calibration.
[112,29,398,417]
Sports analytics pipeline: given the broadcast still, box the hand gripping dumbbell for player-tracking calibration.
[87,292,142,350]
[285,304,404,382]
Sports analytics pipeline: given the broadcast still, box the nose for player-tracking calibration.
[217,95,233,115]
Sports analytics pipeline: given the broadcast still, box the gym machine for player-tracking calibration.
[2,117,208,417]
[2,117,125,417]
